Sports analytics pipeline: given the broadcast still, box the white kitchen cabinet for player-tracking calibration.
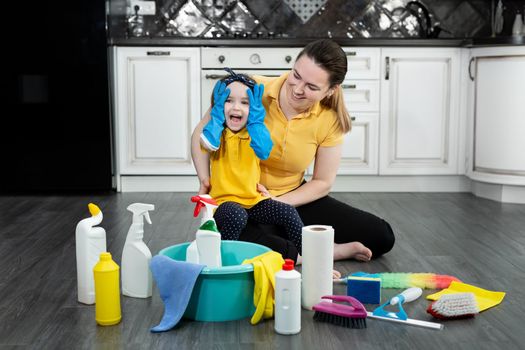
[339,47,381,175]
[379,48,461,175]
[339,113,379,174]
[467,46,525,188]
[112,47,200,176]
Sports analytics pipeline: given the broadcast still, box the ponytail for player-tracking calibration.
[321,86,351,133]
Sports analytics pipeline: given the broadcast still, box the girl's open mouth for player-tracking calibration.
[229,115,243,123]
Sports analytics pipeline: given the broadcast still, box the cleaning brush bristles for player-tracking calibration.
[312,295,367,329]
[427,293,479,320]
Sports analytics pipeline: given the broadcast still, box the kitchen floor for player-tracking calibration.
[1,192,524,349]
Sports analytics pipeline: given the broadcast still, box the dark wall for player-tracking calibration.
[2,0,113,192]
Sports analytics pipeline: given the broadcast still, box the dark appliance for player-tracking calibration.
[2,0,113,192]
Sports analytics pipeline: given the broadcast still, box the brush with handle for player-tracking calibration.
[368,287,443,330]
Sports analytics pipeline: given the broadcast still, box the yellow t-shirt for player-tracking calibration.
[208,128,267,208]
[254,73,344,196]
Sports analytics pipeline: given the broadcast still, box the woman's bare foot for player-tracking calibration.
[296,254,341,279]
[334,242,372,262]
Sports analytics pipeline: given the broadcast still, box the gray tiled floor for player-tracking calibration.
[1,192,524,349]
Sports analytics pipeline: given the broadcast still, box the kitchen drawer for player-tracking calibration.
[342,80,380,112]
[201,47,302,69]
[343,48,380,80]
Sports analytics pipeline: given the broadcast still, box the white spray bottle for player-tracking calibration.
[186,195,222,268]
[121,203,155,298]
[75,203,107,305]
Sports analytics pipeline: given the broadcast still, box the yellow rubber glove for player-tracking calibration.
[243,251,285,325]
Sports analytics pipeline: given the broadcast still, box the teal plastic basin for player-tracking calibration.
[158,241,271,322]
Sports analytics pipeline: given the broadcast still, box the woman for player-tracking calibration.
[192,39,395,263]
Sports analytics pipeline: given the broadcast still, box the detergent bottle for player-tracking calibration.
[186,195,222,268]
[94,252,121,326]
[75,203,107,305]
[121,203,155,298]
[274,259,301,335]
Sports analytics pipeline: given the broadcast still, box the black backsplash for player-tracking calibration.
[110,0,525,39]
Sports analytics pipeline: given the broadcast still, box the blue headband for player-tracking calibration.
[222,67,255,90]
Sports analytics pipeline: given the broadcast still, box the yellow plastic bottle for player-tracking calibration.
[93,252,121,326]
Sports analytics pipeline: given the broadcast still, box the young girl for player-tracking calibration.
[199,68,305,255]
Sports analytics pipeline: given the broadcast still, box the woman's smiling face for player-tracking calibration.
[223,81,250,132]
[284,55,333,113]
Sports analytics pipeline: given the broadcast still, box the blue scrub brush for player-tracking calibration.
[367,287,443,330]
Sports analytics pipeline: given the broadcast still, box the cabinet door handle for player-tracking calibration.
[468,57,476,81]
[351,116,356,121]
[385,56,390,80]
[342,84,356,89]
[346,51,357,56]
[147,51,171,56]
[205,74,282,79]
[205,74,227,80]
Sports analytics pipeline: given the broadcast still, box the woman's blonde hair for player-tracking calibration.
[297,39,351,133]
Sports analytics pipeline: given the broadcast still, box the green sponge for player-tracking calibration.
[347,276,381,304]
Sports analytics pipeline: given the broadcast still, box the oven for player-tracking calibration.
[200,47,302,114]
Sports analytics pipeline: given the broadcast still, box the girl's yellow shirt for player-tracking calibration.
[208,128,267,208]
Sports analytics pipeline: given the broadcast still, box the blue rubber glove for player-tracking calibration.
[246,84,273,160]
[201,81,230,151]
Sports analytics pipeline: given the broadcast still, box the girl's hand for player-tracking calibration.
[257,183,271,197]
[202,81,230,151]
[199,177,211,195]
[246,84,273,160]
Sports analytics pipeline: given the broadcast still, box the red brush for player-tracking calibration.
[427,293,479,320]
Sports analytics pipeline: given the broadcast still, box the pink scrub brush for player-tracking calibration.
[312,295,368,329]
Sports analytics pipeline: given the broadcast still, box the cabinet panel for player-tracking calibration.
[114,47,200,175]
[380,49,460,175]
[133,59,188,159]
[339,113,379,174]
[474,56,525,175]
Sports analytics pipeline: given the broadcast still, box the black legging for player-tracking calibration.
[214,199,304,253]
[239,194,395,262]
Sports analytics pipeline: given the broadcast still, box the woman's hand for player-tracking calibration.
[202,81,230,151]
[257,183,271,197]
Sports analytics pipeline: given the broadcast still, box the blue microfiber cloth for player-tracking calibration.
[150,255,205,332]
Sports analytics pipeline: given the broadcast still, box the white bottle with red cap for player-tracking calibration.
[274,259,301,335]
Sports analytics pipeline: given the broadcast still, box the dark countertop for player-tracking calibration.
[109,36,525,48]
[468,36,525,47]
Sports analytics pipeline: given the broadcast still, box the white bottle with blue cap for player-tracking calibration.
[122,202,155,298]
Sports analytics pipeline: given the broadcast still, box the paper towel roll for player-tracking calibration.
[301,225,334,310]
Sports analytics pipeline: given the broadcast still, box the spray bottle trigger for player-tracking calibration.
[193,201,204,217]
[144,211,152,224]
